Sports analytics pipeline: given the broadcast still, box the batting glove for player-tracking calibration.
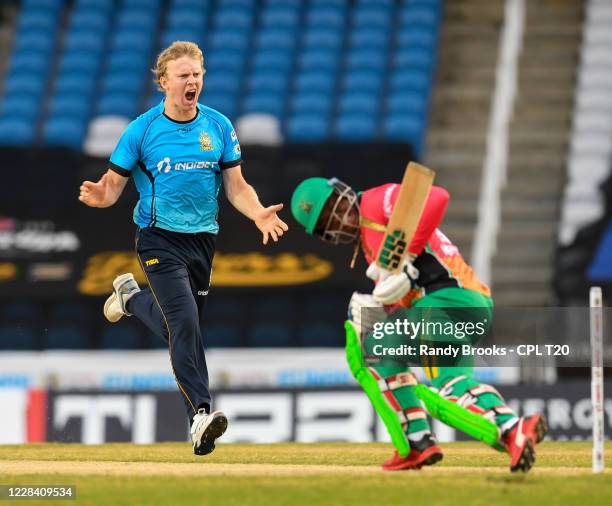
[370,259,419,305]
[347,292,386,336]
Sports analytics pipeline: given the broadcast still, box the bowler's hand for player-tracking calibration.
[79,173,112,208]
[254,203,289,245]
[79,170,128,208]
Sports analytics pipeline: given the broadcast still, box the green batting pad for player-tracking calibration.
[345,321,410,457]
[415,384,504,451]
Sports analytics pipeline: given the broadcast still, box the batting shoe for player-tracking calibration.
[382,434,443,471]
[103,273,141,323]
[191,409,228,456]
[503,413,548,473]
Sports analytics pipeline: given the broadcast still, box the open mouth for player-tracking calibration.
[185,90,196,101]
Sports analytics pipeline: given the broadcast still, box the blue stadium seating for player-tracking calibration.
[286,114,329,141]
[299,50,340,71]
[0,325,37,350]
[252,50,293,72]
[206,50,245,73]
[261,8,300,29]
[8,50,49,73]
[386,91,428,114]
[353,7,392,29]
[205,72,242,94]
[59,51,100,73]
[70,11,110,32]
[43,116,87,149]
[345,50,389,71]
[101,72,145,96]
[294,71,336,93]
[64,29,105,54]
[389,69,432,92]
[0,97,38,118]
[338,92,380,116]
[349,29,390,50]
[13,32,55,54]
[335,114,377,141]
[116,10,158,31]
[302,30,343,50]
[393,47,436,70]
[18,11,57,32]
[342,71,384,93]
[248,71,290,94]
[214,9,252,30]
[208,32,250,51]
[255,29,296,51]
[242,93,285,117]
[202,93,237,117]
[0,118,36,145]
[4,73,45,97]
[47,95,90,119]
[97,93,140,118]
[306,8,346,29]
[168,11,207,30]
[23,0,63,12]
[291,93,333,115]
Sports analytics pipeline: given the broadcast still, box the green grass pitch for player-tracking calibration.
[1,442,611,505]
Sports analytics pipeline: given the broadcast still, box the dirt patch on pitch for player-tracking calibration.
[2,461,608,477]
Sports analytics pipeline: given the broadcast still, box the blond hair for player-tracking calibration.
[153,41,205,91]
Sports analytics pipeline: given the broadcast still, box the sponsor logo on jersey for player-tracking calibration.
[234,144,241,155]
[145,258,159,266]
[156,157,219,172]
[157,157,172,173]
[230,129,237,141]
[199,131,213,151]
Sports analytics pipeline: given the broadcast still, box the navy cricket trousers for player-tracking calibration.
[127,226,215,419]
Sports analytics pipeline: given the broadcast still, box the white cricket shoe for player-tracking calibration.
[103,273,141,323]
[191,409,228,456]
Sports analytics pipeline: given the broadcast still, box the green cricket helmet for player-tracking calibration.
[291,177,360,244]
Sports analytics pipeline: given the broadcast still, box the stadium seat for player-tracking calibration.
[338,92,380,115]
[0,97,39,118]
[3,73,45,97]
[205,323,242,348]
[389,69,431,93]
[69,11,110,32]
[111,32,153,52]
[53,74,96,96]
[202,93,237,117]
[63,30,105,54]
[383,114,425,154]
[208,32,250,51]
[349,29,390,50]
[43,116,87,149]
[101,73,145,96]
[106,50,150,73]
[302,30,343,50]
[260,8,299,29]
[59,51,100,73]
[172,0,210,7]
[123,0,161,9]
[306,8,346,30]
[116,9,158,31]
[214,9,252,30]
[291,93,333,115]
[205,49,245,73]
[162,29,204,48]
[0,118,36,145]
[399,4,440,28]
[298,50,340,71]
[335,114,378,140]
[0,325,37,350]
[396,27,438,50]
[205,72,242,94]
[393,47,435,71]
[352,7,392,29]
[9,50,49,73]
[97,94,140,118]
[311,0,347,6]
[342,71,384,93]
[345,50,389,72]
[74,0,113,10]
[242,93,285,117]
[48,95,91,119]
[294,72,336,93]
[286,114,330,141]
[247,71,289,93]
[248,322,291,347]
[18,11,57,32]
[252,50,293,72]
[255,29,296,51]
[13,32,55,54]
[45,325,90,349]
[167,10,207,30]
[23,0,63,12]
[386,91,428,115]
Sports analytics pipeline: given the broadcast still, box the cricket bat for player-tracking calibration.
[375,162,436,273]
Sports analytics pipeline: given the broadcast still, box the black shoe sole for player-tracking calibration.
[511,440,535,473]
[194,414,228,456]
[534,414,548,444]
[416,451,444,469]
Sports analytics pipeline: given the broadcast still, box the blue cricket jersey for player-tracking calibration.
[109,101,242,234]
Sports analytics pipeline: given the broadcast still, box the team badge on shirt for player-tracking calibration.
[199,131,213,151]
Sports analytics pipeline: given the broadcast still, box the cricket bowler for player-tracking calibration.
[291,176,547,472]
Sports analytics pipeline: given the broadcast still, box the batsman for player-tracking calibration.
[291,167,547,472]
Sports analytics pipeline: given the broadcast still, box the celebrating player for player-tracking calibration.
[79,41,288,455]
[291,176,547,472]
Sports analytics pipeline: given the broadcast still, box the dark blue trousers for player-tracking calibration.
[127,226,215,419]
